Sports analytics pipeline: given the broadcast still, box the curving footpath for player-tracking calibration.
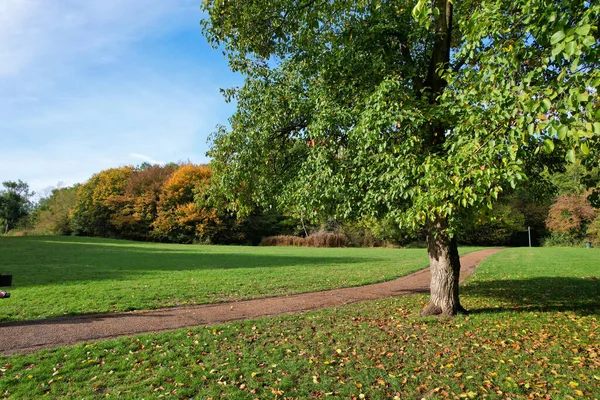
[0,248,503,356]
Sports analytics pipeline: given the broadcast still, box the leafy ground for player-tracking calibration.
[1,248,599,399]
[0,236,483,323]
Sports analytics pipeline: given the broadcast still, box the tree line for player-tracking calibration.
[2,161,598,247]
[23,163,289,245]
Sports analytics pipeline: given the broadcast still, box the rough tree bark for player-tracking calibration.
[416,0,464,317]
[420,217,466,317]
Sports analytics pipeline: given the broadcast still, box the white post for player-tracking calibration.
[528,226,531,248]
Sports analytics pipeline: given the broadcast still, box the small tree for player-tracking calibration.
[0,180,34,234]
[33,185,79,235]
[202,0,599,315]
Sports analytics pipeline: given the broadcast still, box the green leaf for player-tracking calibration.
[575,25,591,36]
[550,30,566,45]
[567,149,576,163]
[541,98,552,112]
[583,36,596,47]
[565,41,577,57]
[543,138,554,153]
[581,141,589,155]
[551,43,565,57]
[557,125,568,140]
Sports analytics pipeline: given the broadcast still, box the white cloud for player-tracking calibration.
[129,153,165,165]
[0,0,239,196]
[0,0,199,77]
[0,73,232,194]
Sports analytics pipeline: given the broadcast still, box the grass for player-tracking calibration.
[1,248,599,399]
[0,236,482,323]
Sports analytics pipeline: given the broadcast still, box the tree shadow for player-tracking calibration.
[2,238,384,288]
[463,276,600,316]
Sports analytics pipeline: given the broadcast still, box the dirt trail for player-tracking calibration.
[0,248,503,356]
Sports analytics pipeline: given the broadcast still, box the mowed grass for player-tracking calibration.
[0,236,483,323]
[1,248,599,399]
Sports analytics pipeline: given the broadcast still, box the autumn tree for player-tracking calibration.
[546,190,597,239]
[106,164,178,240]
[153,164,220,243]
[202,0,599,315]
[70,167,133,237]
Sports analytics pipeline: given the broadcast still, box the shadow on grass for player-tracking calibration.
[0,309,188,328]
[463,277,600,316]
[2,239,384,288]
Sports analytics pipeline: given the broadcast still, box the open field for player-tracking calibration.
[1,248,599,398]
[0,236,483,323]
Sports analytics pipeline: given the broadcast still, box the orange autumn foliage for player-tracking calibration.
[106,164,178,240]
[153,164,220,242]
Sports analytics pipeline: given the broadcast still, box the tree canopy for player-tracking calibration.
[201,0,599,315]
[0,180,34,234]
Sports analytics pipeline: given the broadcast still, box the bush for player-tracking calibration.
[260,231,349,247]
[586,215,600,246]
[541,232,586,247]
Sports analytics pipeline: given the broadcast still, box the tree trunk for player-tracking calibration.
[420,218,465,317]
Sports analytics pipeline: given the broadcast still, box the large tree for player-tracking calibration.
[201,0,599,316]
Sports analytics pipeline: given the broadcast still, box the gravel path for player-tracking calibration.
[0,248,503,356]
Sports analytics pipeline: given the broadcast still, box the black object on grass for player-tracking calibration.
[0,274,12,287]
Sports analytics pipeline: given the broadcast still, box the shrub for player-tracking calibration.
[541,232,586,247]
[586,215,600,246]
[260,231,349,247]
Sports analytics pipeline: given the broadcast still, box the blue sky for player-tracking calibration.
[0,0,241,197]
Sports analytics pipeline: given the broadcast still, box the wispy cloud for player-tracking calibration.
[129,153,165,165]
[0,0,198,77]
[0,0,239,196]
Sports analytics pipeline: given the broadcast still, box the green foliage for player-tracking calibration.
[459,203,526,246]
[0,180,34,234]
[31,185,79,235]
[586,215,600,246]
[202,0,600,239]
[541,231,586,247]
[551,162,599,195]
[1,248,600,399]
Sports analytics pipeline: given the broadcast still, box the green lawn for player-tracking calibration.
[1,248,599,399]
[0,236,482,323]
